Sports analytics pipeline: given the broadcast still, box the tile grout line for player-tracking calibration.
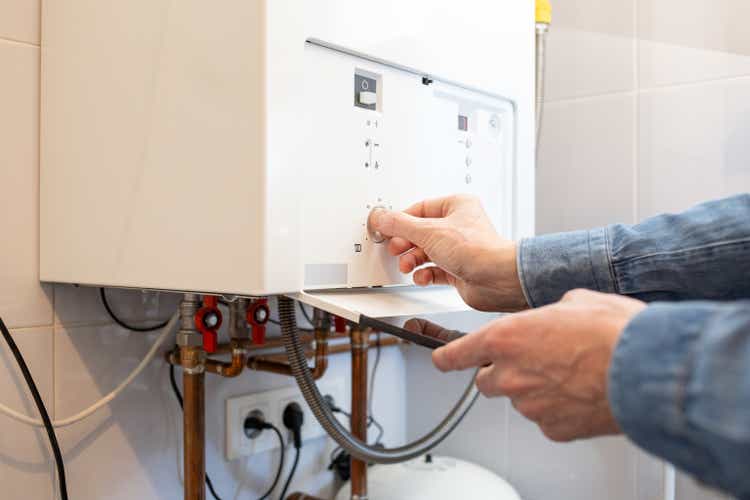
[8,322,56,332]
[0,35,40,48]
[544,74,750,108]
[640,73,750,94]
[544,89,638,106]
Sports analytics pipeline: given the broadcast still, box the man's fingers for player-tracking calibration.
[388,237,413,256]
[476,366,546,398]
[432,329,495,372]
[475,365,502,397]
[413,267,454,287]
[433,314,533,372]
[403,197,454,218]
[403,318,465,345]
[369,210,435,248]
[399,248,431,274]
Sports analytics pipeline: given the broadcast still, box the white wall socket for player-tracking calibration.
[225,377,346,461]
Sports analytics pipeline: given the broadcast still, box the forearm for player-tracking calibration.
[518,194,750,307]
[609,301,750,499]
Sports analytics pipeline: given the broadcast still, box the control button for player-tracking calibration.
[359,91,377,106]
[465,137,472,148]
[367,206,388,244]
[488,114,502,134]
[465,157,472,167]
[465,174,472,184]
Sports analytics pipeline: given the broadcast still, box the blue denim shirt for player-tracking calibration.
[517,194,750,499]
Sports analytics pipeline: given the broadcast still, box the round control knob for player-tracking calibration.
[367,206,388,244]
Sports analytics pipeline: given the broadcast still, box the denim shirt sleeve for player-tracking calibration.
[517,194,750,307]
[609,301,750,499]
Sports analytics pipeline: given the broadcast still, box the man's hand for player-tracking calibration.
[430,289,646,442]
[368,195,528,312]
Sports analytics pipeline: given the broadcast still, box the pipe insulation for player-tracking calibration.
[279,295,479,464]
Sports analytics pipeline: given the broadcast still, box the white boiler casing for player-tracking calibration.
[40,1,535,298]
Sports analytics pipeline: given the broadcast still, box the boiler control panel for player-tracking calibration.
[301,42,516,290]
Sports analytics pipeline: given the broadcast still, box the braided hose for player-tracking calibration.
[279,296,480,464]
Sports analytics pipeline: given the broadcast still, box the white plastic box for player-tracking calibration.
[40,0,535,300]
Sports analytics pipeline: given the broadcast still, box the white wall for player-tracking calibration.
[407,1,750,500]
[0,5,408,500]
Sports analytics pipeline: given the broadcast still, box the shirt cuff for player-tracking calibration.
[608,303,711,473]
[517,228,617,308]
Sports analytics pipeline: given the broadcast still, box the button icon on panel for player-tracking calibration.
[354,72,379,111]
[359,91,377,106]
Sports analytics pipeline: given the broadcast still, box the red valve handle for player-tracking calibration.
[195,296,222,353]
[334,315,347,333]
[247,298,269,345]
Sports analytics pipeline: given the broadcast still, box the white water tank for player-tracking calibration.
[335,455,522,500]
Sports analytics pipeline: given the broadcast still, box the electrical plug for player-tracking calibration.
[283,402,304,449]
[243,409,272,439]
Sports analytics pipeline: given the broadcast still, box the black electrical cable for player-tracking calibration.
[99,287,170,332]
[298,302,313,327]
[0,317,68,500]
[169,364,224,500]
[279,445,301,500]
[279,403,304,500]
[256,425,285,500]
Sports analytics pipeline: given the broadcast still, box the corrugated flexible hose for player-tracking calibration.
[279,296,480,464]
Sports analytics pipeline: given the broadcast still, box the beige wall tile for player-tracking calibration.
[0,40,53,328]
[506,414,637,500]
[537,94,636,234]
[638,79,750,218]
[53,284,180,327]
[639,0,750,87]
[0,0,40,45]
[0,326,54,500]
[544,0,635,101]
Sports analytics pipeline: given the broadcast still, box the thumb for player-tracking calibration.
[370,209,435,249]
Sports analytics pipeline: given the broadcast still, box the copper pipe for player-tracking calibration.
[204,350,245,377]
[204,339,249,378]
[255,337,403,364]
[181,346,206,500]
[310,323,328,379]
[247,358,297,377]
[350,327,368,499]
[247,326,331,380]
[214,331,349,354]
[169,336,402,370]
